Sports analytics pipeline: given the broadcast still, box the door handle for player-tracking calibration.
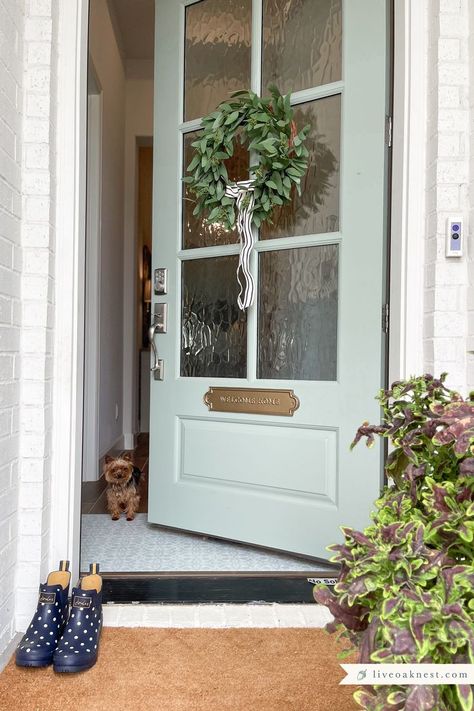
[148,317,164,381]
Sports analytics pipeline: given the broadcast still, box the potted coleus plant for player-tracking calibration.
[314,374,474,711]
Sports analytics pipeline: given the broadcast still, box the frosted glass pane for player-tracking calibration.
[262,0,342,95]
[181,256,247,377]
[184,0,252,121]
[183,130,249,249]
[260,96,340,240]
[258,245,338,381]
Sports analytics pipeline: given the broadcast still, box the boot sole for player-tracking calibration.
[53,659,97,673]
[16,658,52,668]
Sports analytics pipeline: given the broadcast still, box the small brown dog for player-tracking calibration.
[103,453,141,521]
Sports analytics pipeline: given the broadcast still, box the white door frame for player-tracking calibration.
[50,0,426,580]
[49,0,89,583]
[389,0,426,382]
[83,62,103,483]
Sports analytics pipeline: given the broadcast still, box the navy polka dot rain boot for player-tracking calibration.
[15,560,71,668]
[53,563,103,673]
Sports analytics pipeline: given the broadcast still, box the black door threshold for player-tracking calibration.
[96,571,339,604]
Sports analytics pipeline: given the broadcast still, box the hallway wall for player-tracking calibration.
[89,0,126,458]
[122,78,154,447]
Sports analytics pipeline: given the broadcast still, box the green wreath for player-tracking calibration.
[184,85,310,231]
[184,86,310,309]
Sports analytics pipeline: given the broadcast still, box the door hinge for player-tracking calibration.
[385,115,393,148]
[382,303,390,334]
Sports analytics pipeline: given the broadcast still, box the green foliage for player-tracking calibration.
[314,374,474,711]
[184,86,310,230]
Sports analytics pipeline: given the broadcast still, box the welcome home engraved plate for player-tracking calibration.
[204,387,300,417]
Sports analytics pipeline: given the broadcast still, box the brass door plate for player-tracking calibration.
[204,387,300,417]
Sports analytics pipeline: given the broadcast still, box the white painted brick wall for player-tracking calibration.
[0,0,25,661]
[0,0,58,658]
[15,0,58,634]
[424,0,470,395]
[468,3,474,391]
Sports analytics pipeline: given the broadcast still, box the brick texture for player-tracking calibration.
[0,0,57,657]
[15,0,57,634]
[424,0,470,394]
[468,4,474,391]
[0,0,25,661]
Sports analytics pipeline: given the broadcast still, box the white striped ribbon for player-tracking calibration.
[225,180,256,310]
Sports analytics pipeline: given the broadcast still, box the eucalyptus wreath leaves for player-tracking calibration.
[184,85,311,231]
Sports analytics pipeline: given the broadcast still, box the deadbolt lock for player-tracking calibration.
[153,302,168,334]
[154,267,168,295]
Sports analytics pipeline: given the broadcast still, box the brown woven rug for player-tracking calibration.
[0,628,358,711]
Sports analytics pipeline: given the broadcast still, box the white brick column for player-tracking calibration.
[424,0,470,394]
[468,3,474,392]
[0,0,24,660]
[15,0,58,631]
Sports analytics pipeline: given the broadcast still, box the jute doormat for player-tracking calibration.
[0,628,358,711]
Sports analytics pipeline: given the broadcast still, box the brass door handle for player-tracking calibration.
[148,319,164,380]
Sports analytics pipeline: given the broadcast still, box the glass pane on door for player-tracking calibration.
[258,245,338,380]
[181,256,247,377]
[184,0,252,121]
[182,130,249,249]
[260,96,341,240]
[262,0,342,95]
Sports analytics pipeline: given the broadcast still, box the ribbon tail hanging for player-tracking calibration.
[225,180,256,311]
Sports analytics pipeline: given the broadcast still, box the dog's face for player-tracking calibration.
[103,453,134,485]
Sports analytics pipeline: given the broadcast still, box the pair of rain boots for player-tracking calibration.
[15,561,103,673]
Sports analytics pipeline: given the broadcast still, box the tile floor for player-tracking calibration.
[81,433,332,573]
[80,513,329,572]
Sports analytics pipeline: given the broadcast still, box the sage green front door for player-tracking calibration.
[149,0,388,559]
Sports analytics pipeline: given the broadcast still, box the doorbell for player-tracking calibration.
[446,217,463,257]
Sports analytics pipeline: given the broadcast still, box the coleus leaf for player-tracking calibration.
[313,586,368,631]
[382,598,401,618]
[455,685,474,711]
[359,617,380,663]
[353,688,379,710]
[390,628,416,655]
[370,648,392,663]
[386,690,406,706]
[459,457,474,476]
[341,528,372,546]
[410,612,433,646]
[405,685,439,711]
[458,523,474,542]
[351,422,389,450]
[431,484,450,512]
[432,402,474,455]
[347,577,370,604]
[381,523,403,543]
[456,486,472,503]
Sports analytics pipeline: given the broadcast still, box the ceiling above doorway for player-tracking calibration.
[107,0,155,78]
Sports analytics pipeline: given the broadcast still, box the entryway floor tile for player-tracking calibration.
[81,513,333,572]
